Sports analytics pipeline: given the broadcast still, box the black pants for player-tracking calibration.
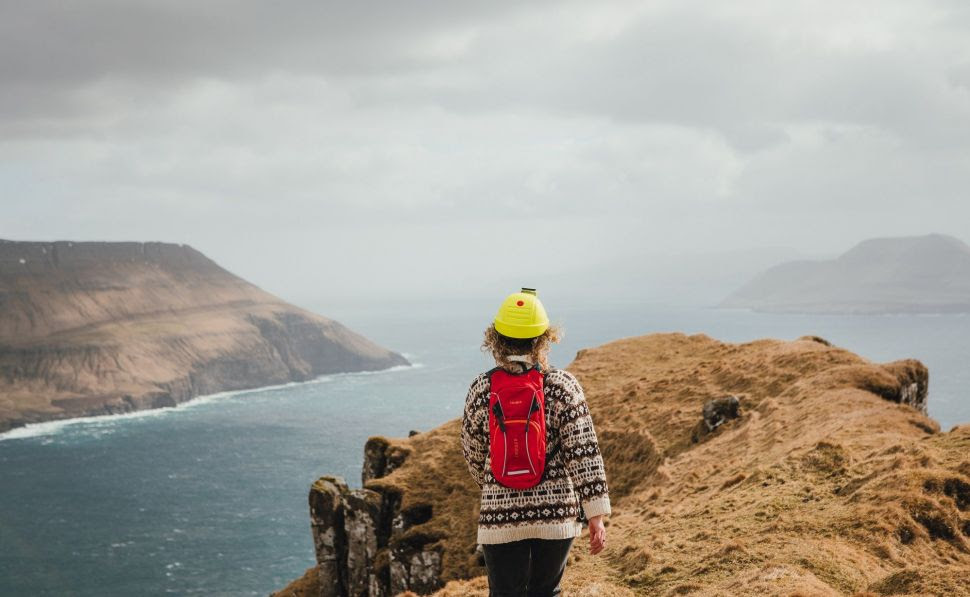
[482,537,574,597]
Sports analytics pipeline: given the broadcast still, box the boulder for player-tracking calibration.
[703,395,741,431]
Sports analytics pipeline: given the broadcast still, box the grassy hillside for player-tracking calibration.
[0,240,407,431]
[277,332,969,596]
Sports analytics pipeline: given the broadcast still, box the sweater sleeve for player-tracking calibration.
[460,373,490,487]
[553,370,612,519]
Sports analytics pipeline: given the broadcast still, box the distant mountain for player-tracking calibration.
[720,234,970,314]
[0,240,408,432]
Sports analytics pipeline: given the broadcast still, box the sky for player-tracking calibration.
[2,0,969,307]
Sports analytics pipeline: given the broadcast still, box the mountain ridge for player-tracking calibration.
[0,239,408,433]
[720,233,970,314]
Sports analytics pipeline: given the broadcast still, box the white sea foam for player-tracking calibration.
[0,362,419,442]
[0,407,176,441]
[331,363,423,376]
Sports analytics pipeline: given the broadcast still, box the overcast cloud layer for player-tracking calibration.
[2,0,969,306]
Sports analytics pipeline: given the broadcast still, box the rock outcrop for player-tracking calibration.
[276,332,970,596]
[302,434,447,597]
[290,431,475,597]
[702,395,741,432]
[0,240,408,432]
[721,233,970,313]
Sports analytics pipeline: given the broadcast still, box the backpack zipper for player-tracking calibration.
[524,393,540,475]
[491,401,506,432]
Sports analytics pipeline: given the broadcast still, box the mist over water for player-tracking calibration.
[1,303,967,596]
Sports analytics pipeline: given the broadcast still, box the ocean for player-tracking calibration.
[1,302,967,596]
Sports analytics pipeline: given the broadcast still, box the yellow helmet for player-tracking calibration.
[493,288,550,339]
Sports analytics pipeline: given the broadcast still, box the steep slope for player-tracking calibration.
[721,233,970,313]
[276,332,969,596]
[0,240,408,432]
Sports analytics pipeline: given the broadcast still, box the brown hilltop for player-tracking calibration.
[276,331,969,597]
[0,240,408,432]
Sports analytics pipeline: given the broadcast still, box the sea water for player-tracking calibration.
[1,302,967,596]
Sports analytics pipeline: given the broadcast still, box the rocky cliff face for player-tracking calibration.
[275,332,970,597]
[0,240,408,432]
[291,429,476,597]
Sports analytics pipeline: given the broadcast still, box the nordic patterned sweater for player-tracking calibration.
[460,363,611,544]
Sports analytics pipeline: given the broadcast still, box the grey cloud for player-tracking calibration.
[0,0,548,128]
[337,3,970,152]
[6,0,969,149]
[2,1,501,82]
[1,0,968,305]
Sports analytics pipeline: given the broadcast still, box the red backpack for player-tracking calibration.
[488,363,547,489]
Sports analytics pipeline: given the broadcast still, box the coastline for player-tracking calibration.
[0,362,419,442]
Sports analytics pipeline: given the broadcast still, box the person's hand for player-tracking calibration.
[588,515,606,555]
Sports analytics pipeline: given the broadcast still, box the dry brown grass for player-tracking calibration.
[272,565,319,597]
[291,331,970,596]
[364,420,486,582]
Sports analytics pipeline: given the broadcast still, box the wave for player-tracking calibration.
[329,362,424,376]
[0,362,422,442]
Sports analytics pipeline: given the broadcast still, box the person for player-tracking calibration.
[460,288,611,597]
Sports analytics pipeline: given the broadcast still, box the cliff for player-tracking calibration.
[275,332,970,596]
[720,233,970,314]
[0,240,408,432]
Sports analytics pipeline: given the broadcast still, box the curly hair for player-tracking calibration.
[481,323,562,372]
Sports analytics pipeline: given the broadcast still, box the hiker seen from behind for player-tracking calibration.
[461,288,611,597]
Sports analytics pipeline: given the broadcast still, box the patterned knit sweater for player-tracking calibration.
[460,363,611,544]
